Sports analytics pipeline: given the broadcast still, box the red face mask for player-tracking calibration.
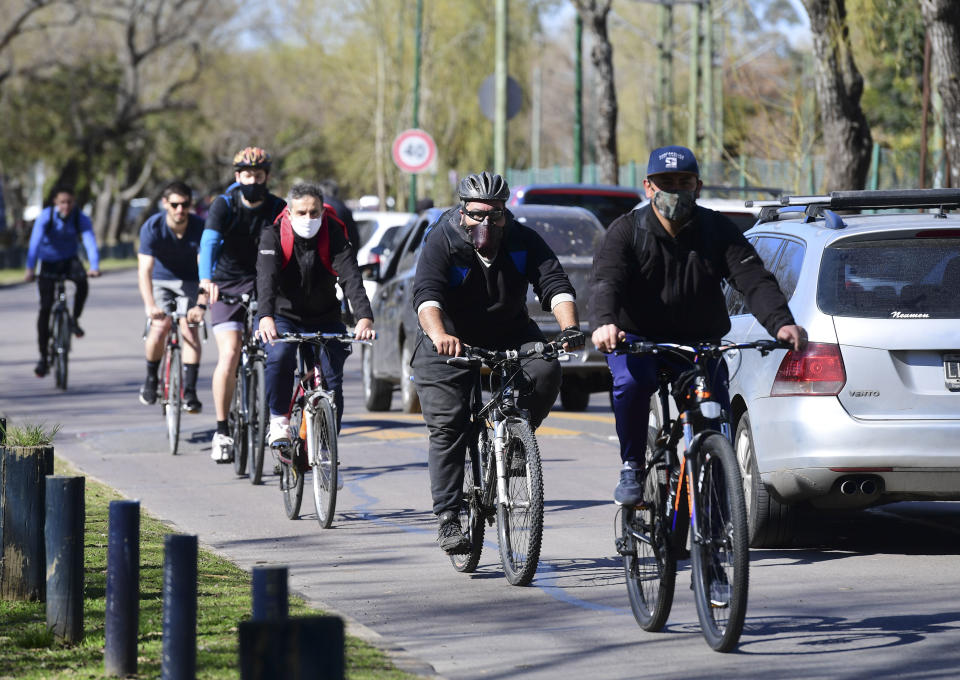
[467,221,503,259]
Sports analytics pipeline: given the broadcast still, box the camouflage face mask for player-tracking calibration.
[652,189,697,223]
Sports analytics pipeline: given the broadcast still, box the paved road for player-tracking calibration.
[3,269,960,679]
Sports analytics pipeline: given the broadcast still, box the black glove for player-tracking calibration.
[556,325,585,350]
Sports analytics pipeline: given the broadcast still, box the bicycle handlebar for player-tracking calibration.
[619,338,791,358]
[445,339,566,368]
[269,331,374,346]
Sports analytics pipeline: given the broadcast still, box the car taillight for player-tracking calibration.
[367,253,381,265]
[770,342,846,396]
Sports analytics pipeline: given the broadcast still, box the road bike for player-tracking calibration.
[614,338,786,652]
[219,293,268,484]
[45,275,72,390]
[447,340,567,586]
[271,332,369,527]
[143,296,206,455]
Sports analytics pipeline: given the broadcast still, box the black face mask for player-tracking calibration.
[239,182,267,202]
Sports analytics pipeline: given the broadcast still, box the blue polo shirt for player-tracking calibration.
[138,212,205,281]
[26,206,99,270]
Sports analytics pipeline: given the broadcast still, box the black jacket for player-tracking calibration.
[412,208,575,348]
[256,213,373,327]
[591,205,794,342]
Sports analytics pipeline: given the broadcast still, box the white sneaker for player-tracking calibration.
[268,415,291,446]
[211,432,234,462]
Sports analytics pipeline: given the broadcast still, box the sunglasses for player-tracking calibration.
[168,201,191,210]
[462,208,505,222]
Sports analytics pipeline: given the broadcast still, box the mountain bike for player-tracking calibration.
[270,332,370,526]
[143,296,207,455]
[45,275,72,390]
[614,338,786,652]
[447,340,567,586]
[219,292,268,484]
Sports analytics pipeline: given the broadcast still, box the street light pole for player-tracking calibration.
[409,0,423,212]
[574,13,583,183]
[494,0,508,175]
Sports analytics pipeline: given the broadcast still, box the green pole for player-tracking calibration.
[687,1,702,151]
[868,142,880,191]
[408,0,423,213]
[574,13,583,184]
[494,0,507,175]
[703,0,713,163]
[654,4,666,144]
[664,3,674,141]
[629,160,637,187]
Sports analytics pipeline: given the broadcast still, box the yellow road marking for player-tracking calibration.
[548,412,616,425]
[362,430,424,440]
[536,426,581,436]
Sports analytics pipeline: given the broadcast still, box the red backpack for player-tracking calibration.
[275,204,348,276]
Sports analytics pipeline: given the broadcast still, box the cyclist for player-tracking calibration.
[199,146,286,463]
[590,145,807,506]
[24,186,101,378]
[256,182,375,447]
[412,171,585,555]
[137,180,208,412]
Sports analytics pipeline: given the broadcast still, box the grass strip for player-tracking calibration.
[0,460,417,679]
[0,257,136,287]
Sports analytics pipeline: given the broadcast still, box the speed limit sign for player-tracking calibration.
[392,129,437,174]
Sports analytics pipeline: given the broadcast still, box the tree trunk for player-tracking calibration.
[574,0,619,185]
[921,0,960,188]
[802,0,873,190]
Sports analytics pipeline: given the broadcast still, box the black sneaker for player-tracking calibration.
[71,320,85,338]
[437,510,471,554]
[139,376,158,405]
[182,390,202,414]
[34,359,49,378]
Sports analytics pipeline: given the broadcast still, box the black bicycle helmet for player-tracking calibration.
[457,171,510,203]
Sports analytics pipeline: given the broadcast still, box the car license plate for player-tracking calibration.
[944,354,960,391]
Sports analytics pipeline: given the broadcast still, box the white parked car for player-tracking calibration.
[720,188,960,546]
[353,211,415,302]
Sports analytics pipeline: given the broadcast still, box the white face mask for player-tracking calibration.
[291,214,323,239]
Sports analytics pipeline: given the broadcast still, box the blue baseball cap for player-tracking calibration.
[647,145,699,177]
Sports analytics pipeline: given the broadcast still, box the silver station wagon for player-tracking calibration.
[720,189,960,546]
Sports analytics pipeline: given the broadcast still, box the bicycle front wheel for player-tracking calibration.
[690,432,750,652]
[165,347,182,455]
[496,419,544,586]
[247,359,267,484]
[622,428,676,631]
[231,367,248,476]
[281,400,305,519]
[309,397,339,528]
[53,311,70,390]
[450,424,491,573]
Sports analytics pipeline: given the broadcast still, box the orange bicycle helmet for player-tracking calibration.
[232,146,272,171]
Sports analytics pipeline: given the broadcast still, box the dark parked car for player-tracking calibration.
[360,204,610,413]
[508,184,642,228]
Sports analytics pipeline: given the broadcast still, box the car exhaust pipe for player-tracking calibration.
[839,479,859,495]
[859,479,878,495]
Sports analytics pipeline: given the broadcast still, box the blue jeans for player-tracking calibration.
[607,333,730,465]
[262,316,352,432]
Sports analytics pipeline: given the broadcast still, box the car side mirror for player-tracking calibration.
[359,262,380,281]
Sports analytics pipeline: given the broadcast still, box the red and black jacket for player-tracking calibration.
[255,206,373,327]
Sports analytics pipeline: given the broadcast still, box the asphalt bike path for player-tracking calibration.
[2,270,960,679]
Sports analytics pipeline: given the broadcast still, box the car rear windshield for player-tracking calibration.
[519,192,638,227]
[817,237,960,318]
[356,219,378,246]
[517,214,604,257]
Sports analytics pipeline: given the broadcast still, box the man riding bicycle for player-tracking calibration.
[590,145,807,506]
[199,146,286,462]
[137,180,207,412]
[412,171,585,555]
[25,186,100,378]
[256,182,375,447]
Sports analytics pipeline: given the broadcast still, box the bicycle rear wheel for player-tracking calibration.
[309,397,339,528]
[496,419,544,586]
[231,367,248,476]
[690,432,749,652]
[622,428,676,631]
[165,347,182,455]
[450,423,491,573]
[281,400,305,519]
[247,359,267,484]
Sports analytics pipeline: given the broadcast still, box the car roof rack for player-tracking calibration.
[749,188,960,225]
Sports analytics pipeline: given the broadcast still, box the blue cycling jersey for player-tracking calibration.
[26,206,99,270]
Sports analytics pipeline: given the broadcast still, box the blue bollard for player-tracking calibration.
[105,500,140,677]
[44,476,85,642]
[239,616,344,680]
[162,534,197,680]
[251,566,288,622]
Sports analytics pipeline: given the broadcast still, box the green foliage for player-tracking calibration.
[4,422,61,447]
